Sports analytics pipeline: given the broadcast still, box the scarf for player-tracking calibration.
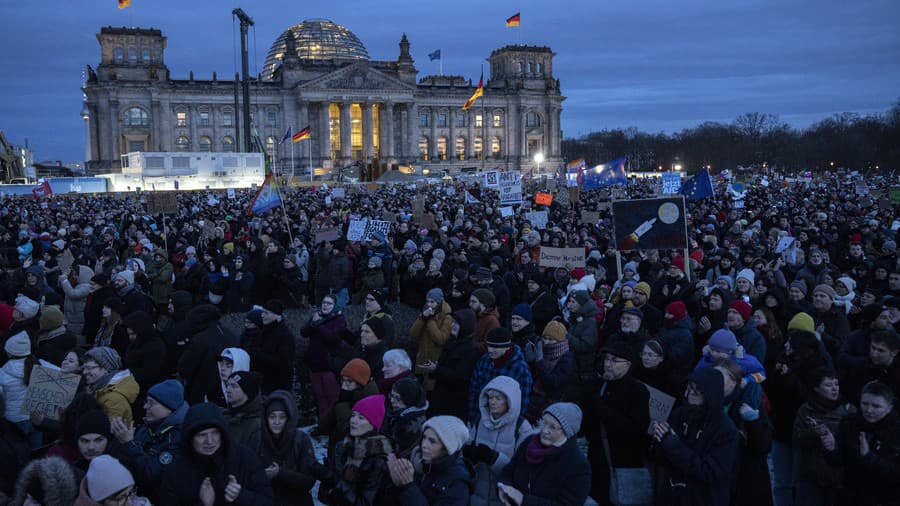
[491,347,515,368]
[541,340,569,369]
[341,433,393,484]
[833,291,856,314]
[94,317,120,348]
[525,436,561,464]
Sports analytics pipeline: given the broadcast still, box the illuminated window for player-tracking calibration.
[474,136,483,160]
[222,136,235,152]
[223,110,233,127]
[419,112,430,127]
[329,103,341,160]
[491,137,502,157]
[176,111,188,127]
[475,114,483,127]
[199,136,212,152]
[142,48,150,63]
[525,111,540,128]
[199,111,210,127]
[175,136,190,151]
[123,107,149,126]
[350,104,363,160]
[418,137,429,160]
[437,112,448,128]
[455,111,466,127]
[114,47,124,63]
[455,137,466,160]
[437,136,447,160]
[493,112,502,128]
[372,104,380,154]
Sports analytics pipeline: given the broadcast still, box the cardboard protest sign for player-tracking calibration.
[524,210,549,230]
[643,383,676,422]
[23,365,80,421]
[538,247,586,268]
[499,171,523,205]
[535,193,553,206]
[612,196,688,251]
[146,192,178,214]
[580,211,600,224]
[500,206,514,217]
[315,227,342,244]
[346,219,369,241]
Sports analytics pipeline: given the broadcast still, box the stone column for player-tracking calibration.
[466,109,475,159]
[108,100,119,168]
[189,105,198,153]
[151,99,162,151]
[507,101,518,163]
[383,102,394,159]
[406,102,418,161]
[319,102,332,168]
[429,108,438,160]
[339,102,352,164]
[362,102,374,161]
[297,100,309,175]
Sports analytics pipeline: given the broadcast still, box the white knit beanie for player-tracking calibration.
[14,295,40,320]
[85,455,134,501]
[422,415,470,456]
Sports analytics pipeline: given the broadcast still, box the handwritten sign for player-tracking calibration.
[23,365,80,421]
[535,192,553,206]
[643,383,676,422]
[499,171,523,205]
[346,219,369,241]
[146,192,178,214]
[363,220,391,241]
[524,210,549,230]
[500,206,514,217]
[314,227,342,244]
[226,188,236,199]
[538,247,586,268]
[580,211,600,225]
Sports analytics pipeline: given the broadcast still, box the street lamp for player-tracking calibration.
[674,164,682,171]
[534,152,544,174]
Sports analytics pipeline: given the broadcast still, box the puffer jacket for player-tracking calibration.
[566,298,600,380]
[470,376,534,473]
[410,301,453,390]
[0,358,32,423]
[93,370,140,424]
[59,265,94,336]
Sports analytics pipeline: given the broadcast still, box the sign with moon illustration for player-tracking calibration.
[612,196,688,251]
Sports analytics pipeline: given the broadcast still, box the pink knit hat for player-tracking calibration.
[352,395,386,430]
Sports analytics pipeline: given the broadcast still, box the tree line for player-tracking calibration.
[562,99,900,173]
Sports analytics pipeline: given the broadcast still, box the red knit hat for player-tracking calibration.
[689,249,704,264]
[665,301,687,321]
[729,300,752,321]
[353,394,386,430]
[670,255,685,273]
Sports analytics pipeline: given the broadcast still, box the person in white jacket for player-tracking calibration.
[0,331,56,449]
[59,264,95,340]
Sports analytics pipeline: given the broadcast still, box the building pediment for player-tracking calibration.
[299,62,416,93]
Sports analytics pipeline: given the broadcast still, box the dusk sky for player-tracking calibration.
[2,0,898,163]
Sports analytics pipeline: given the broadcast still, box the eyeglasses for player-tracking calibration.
[108,486,136,505]
[603,356,629,365]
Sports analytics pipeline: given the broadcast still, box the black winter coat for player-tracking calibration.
[177,305,240,405]
[431,312,480,421]
[253,390,317,506]
[242,319,295,395]
[727,396,773,506]
[396,451,472,506]
[499,435,592,506]
[828,410,900,506]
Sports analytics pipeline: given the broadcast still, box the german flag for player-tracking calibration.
[506,12,520,27]
[462,73,483,110]
[292,125,311,142]
[118,0,131,9]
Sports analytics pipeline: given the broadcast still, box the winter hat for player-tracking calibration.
[788,312,816,334]
[665,301,687,321]
[361,316,386,340]
[352,394,386,430]
[84,346,122,372]
[102,297,127,316]
[884,240,897,252]
[790,279,808,296]
[622,306,644,320]
[571,290,591,306]
[634,282,651,297]
[4,331,31,357]
[85,455,134,502]
[737,269,755,286]
[836,277,857,292]
[709,329,739,353]
[474,267,493,283]
[341,358,372,386]
[244,309,264,327]
[229,371,261,400]
[368,290,388,308]
[542,320,568,341]
[729,300,752,321]
[52,239,65,250]
[511,303,533,322]
[403,239,418,252]
[542,402,583,439]
[601,340,636,364]
[39,305,65,331]
[76,410,111,439]
[368,256,383,268]
[148,379,185,412]
[391,377,427,409]
[263,299,285,316]
[486,327,513,348]
[426,288,444,304]
[670,255,685,273]
[422,415,470,455]
[813,284,836,301]
[472,288,496,307]
[114,270,134,286]
[623,261,638,275]
[717,275,735,291]
[14,295,40,320]
[266,397,289,416]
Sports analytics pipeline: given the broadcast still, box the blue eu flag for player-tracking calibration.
[582,157,627,190]
[428,49,441,61]
[682,168,714,200]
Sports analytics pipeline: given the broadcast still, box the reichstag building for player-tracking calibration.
[82,19,564,177]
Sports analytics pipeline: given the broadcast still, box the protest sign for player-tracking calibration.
[855,183,869,196]
[535,193,553,206]
[580,211,600,224]
[346,219,369,241]
[332,188,346,199]
[324,196,332,206]
[500,206,514,217]
[146,192,178,214]
[363,220,391,241]
[891,187,900,205]
[643,383,676,422]
[612,196,688,251]
[226,188,236,199]
[498,171,523,205]
[661,173,682,194]
[484,170,499,187]
[775,236,795,254]
[524,210,549,229]
[23,365,80,421]
[315,227,342,244]
[382,211,397,223]
[538,247,586,268]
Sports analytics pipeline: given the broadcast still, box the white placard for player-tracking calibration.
[775,236,795,253]
[499,170,523,204]
[226,188,235,199]
[661,173,682,194]
[346,219,369,241]
[524,210,549,230]
[332,188,346,199]
[500,206,514,217]
[363,220,391,241]
[484,170,499,188]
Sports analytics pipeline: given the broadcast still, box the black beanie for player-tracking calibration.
[76,410,111,438]
[230,371,261,400]
[263,299,285,316]
[486,327,512,348]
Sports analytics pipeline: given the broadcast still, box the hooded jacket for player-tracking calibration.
[160,290,193,376]
[211,347,250,407]
[657,367,739,506]
[254,390,317,506]
[177,304,239,405]
[146,249,173,306]
[224,392,264,449]
[566,296,600,380]
[12,456,79,506]
[828,409,900,505]
[59,264,94,335]
[242,318,295,395]
[471,376,534,473]
[469,346,532,424]
[658,314,695,385]
[160,402,272,505]
[123,312,167,397]
[431,309,480,421]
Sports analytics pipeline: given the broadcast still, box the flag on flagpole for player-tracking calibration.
[465,191,480,204]
[247,173,283,215]
[581,157,627,190]
[462,72,483,110]
[292,126,311,143]
[118,0,131,9]
[428,49,441,61]
[506,12,521,27]
[32,181,53,199]
[279,126,292,144]
[681,168,714,200]
[566,157,585,171]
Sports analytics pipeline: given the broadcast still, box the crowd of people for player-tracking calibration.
[0,168,897,506]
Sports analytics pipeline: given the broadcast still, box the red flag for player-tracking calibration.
[32,181,52,199]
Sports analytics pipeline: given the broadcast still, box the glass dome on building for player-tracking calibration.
[262,19,369,80]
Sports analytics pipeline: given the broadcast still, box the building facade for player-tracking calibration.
[83,20,564,177]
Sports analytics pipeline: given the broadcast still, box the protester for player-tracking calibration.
[82,347,139,424]
[429,308,480,420]
[256,389,318,505]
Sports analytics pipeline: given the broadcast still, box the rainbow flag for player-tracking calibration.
[506,13,520,27]
[247,173,282,215]
[567,158,585,171]
[292,125,311,142]
[462,73,483,110]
